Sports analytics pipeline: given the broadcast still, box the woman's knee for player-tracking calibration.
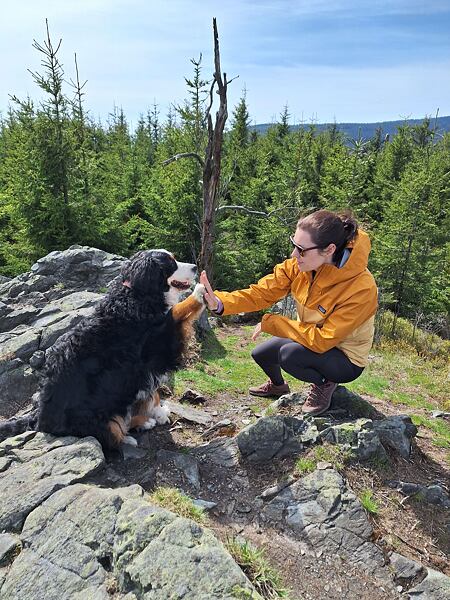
[279,342,307,368]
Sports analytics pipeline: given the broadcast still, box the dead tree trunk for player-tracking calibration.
[198,18,228,280]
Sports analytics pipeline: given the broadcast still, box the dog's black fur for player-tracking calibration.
[0,250,197,450]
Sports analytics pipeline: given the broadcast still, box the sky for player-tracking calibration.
[1,0,449,128]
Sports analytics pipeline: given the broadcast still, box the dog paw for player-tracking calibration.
[150,403,171,425]
[192,283,206,304]
[123,435,138,447]
[138,418,157,431]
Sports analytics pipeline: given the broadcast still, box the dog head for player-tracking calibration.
[121,250,197,306]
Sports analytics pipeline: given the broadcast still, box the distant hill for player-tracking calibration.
[252,115,450,140]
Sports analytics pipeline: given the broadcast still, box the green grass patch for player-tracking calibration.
[411,414,450,449]
[359,489,380,515]
[227,537,290,599]
[149,487,206,524]
[295,457,317,475]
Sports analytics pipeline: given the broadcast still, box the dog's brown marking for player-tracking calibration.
[129,391,160,429]
[107,416,127,446]
[171,295,204,322]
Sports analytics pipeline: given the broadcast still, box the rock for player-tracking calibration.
[389,552,426,585]
[1,328,41,361]
[0,364,39,419]
[260,476,296,500]
[165,400,213,425]
[0,533,21,567]
[319,418,387,461]
[388,481,450,508]
[201,419,237,440]
[193,499,217,511]
[0,482,259,599]
[0,306,40,332]
[262,468,386,573]
[156,449,201,490]
[179,388,207,404]
[372,415,417,459]
[408,567,450,599]
[329,386,381,418]
[0,432,105,532]
[191,437,240,468]
[39,307,96,350]
[29,350,46,370]
[236,415,317,462]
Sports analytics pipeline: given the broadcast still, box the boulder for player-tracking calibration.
[408,567,450,599]
[0,431,105,532]
[236,415,317,462]
[261,466,386,572]
[0,483,258,600]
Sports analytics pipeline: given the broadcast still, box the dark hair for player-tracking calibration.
[297,209,358,263]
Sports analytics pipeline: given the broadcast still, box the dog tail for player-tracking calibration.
[0,409,38,443]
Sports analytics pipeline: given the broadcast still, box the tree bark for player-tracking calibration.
[198,18,228,283]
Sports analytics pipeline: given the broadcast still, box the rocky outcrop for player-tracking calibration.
[0,246,122,418]
[0,433,258,599]
[261,465,386,572]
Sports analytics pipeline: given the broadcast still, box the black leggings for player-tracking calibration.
[251,336,364,386]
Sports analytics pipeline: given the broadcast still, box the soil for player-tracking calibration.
[88,325,449,600]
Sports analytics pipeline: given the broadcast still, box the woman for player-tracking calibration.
[200,210,378,416]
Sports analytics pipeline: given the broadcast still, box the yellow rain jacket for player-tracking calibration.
[215,230,378,367]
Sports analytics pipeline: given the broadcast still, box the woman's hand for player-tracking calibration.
[251,322,262,341]
[200,271,220,311]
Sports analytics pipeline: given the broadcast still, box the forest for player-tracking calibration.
[0,31,449,338]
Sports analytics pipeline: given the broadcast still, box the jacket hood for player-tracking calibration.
[315,229,371,286]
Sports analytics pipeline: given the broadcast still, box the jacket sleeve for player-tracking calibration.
[214,259,297,316]
[261,285,378,353]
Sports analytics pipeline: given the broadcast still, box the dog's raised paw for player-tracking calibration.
[123,435,138,447]
[192,283,206,304]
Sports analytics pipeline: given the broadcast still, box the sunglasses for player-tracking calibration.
[289,236,323,257]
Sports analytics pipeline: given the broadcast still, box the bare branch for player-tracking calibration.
[162,152,205,168]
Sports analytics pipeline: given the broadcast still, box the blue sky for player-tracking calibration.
[1,1,449,127]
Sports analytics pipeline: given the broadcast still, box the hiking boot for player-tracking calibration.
[302,381,338,416]
[248,379,290,398]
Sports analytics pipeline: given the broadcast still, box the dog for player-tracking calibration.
[0,249,206,451]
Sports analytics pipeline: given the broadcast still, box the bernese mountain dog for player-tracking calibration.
[0,249,206,451]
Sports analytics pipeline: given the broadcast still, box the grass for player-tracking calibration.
[149,487,206,524]
[359,489,380,515]
[227,537,290,600]
[295,444,352,475]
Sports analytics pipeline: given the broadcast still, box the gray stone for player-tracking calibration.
[165,400,213,425]
[1,482,257,600]
[319,418,387,461]
[191,437,240,468]
[193,499,217,511]
[389,552,426,585]
[329,385,380,418]
[408,567,450,599]
[156,449,201,490]
[262,468,386,572]
[372,415,417,459]
[0,306,40,332]
[39,307,95,350]
[236,415,316,462]
[0,533,21,567]
[29,350,46,370]
[1,328,41,361]
[0,365,39,419]
[0,432,105,532]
